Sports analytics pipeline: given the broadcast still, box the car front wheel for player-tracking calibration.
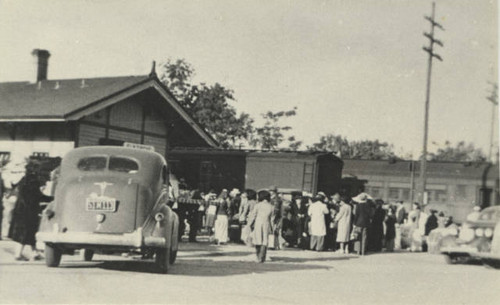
[83,249,94,261]
[155,247,171,274]
[45,243,62,267]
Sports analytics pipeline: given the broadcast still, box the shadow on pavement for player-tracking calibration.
[57,257,331,276]
[168,259,331,276]
[186,251,255,258]
[269,256,356,263]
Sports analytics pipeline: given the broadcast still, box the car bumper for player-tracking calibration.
[36,229,166,248]
[474,252,500,261]
[440,245,478,255]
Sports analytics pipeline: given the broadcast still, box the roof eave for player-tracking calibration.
[0,117,65,122]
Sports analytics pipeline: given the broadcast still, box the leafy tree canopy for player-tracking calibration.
[428,141,486,162]
[249,108,302,150]
[308,133,397,160]
[159,59,299,150]
[159,59,253,148]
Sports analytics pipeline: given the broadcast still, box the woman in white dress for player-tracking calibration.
[334,197,352,254]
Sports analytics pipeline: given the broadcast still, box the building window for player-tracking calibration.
[432,189,447,203]
[369,187,382,199]
[402,188,411,201]
[388,188,400,200]
[455,185,467,199]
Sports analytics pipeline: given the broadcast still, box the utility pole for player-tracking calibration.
[419,2,444,205]
[486,82,498,162]
[486,82,499,205]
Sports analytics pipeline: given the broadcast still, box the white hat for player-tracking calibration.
[352,192,373,203]
[230,188,240,196]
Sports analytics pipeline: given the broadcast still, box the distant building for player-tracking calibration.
[167,147,343,195]
[0,49,217,163]
[343,159,499,222]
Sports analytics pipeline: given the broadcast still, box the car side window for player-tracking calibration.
[109,157,139,173]
[77,157,107,171]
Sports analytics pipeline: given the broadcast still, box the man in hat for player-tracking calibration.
[269,185,282,250]
[228,188,242,242]
[308,192,329,251]
[0,170,4,239]
[394,201,406,250]
[352,193,373,255]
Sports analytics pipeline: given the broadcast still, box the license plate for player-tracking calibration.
[86,197,117,212]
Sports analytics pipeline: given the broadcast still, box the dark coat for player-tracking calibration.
[353,201,373,228]
[385,214,396,240]
[8,174,53,246]
[425,214,439,236]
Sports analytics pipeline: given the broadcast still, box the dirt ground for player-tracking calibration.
[0,239,499,304]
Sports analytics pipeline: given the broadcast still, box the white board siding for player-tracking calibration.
[78,124,105,146]
[109,98,142,130]
[245,158,315,192]
[108,129,141,144]
[144,109,167,136]
[143,135,166,157]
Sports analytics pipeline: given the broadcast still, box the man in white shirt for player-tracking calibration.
[308,193,329,251]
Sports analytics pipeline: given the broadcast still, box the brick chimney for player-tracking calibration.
[32,49,51,83]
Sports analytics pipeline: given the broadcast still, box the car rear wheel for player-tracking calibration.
[45,243,62,267]
[155,247,171,274]
[83,249,94,261]
[169,249,177,264]
[444,253,468,264]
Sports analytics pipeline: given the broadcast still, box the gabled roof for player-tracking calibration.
[0,76,149,120]
[0,75,218,147]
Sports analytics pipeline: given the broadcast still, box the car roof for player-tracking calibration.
[61,146,166,175]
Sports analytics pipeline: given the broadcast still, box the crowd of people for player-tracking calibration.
[169,182,464,262]
[0,162,465,264]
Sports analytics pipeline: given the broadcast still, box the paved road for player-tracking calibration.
[0,240,498,304]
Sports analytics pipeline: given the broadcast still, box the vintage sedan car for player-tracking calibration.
[474,219,500,268]
[441,206,500,264]
[36,146,179,273]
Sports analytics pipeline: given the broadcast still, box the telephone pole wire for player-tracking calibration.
[419,2,444,205]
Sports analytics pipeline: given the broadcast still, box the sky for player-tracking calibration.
[0,0,498,159]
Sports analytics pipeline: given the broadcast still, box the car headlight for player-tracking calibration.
[475,228,484,237]
[459,227,475,242]
[484,228,493,238]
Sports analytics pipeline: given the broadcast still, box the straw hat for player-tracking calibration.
[352,192,372,203]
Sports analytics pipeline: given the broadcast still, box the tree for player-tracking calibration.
[249,108,302,150]
[428,141,487,162]
[308,133,397,160]
[159,59,254,148]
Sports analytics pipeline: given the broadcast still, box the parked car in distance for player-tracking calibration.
[440,206,500,265]
[36,146,179,273]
